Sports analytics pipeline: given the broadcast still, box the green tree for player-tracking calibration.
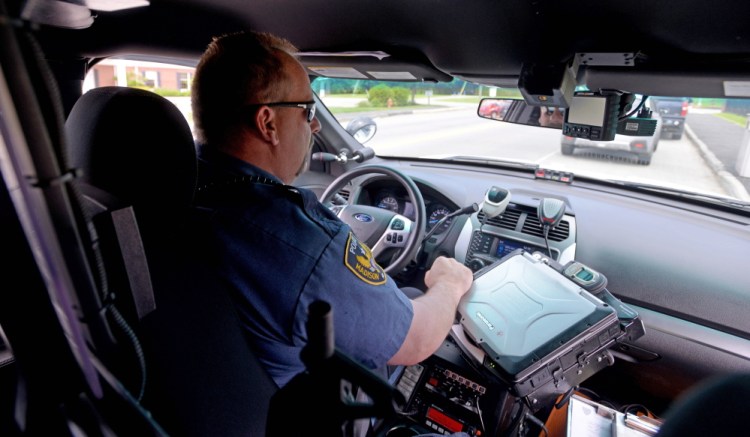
[392,87,410,106]
[368,84,393,106]
[126,72,146,88]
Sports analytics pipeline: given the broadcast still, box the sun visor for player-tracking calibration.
[582,67,750,98]
[453,74,521,89]
[299,50,452,83]
[21,0,149,29]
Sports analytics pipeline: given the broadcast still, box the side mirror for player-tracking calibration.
[346,117,377,143]
[478,98,565,129]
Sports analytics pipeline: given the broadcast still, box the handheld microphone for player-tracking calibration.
[537,198,565,228]
[537,197,566,258]
[481,186,511,219]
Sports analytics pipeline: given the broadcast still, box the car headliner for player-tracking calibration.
[15,0,750,97]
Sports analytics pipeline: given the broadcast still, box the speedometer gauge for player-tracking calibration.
[428,205,453,235]
[377,195,399,212]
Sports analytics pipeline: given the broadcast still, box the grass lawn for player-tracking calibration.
[715,112,748,127]
[328,104,446,115]
[320,92,489,116]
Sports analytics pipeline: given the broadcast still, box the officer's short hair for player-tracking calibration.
[192,31,299,145]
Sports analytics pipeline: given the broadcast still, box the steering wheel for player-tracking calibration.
[320,164,426,275]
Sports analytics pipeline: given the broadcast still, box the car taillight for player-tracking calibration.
[633,142,646,149]
[681,101,688,117]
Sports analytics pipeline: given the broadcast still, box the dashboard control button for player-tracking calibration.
[468,259,486,271]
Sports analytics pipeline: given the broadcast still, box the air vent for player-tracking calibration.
[478,205,570,242]
[338,189,350,201]
[477,209,521,231]
[522,212,570,241]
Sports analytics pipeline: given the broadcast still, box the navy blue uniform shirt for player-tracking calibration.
[195,145,414,387]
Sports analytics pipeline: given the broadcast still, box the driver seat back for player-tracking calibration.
[65,86,277,436]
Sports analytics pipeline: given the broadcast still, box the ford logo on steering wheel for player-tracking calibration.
[353,213,373,222]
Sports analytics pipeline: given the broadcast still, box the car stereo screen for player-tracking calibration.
[495,239,544,258]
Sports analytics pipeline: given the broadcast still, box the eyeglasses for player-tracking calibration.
[246,101,317,122]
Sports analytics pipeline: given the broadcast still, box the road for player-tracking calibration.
[360,106,729,198]
[169,94,738,200]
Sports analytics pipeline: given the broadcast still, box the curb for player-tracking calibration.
[684,124,750,201]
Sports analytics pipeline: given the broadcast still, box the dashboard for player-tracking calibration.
[349,177,577,271]
[322,157,750,432]
[353,179,462,238]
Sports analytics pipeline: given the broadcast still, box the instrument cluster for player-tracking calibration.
[366,186,458,236]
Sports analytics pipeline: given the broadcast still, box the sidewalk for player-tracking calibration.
[685,113,750,200]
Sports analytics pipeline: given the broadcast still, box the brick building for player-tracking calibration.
[84,58,195,93]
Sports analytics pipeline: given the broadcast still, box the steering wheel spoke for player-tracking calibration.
[320,165,426,274]
[328,203,346,215]
[371,214,413,257]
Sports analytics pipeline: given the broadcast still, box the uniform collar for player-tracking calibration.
[197,143,284,185]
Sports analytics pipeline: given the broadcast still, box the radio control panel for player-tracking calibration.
[464,231,549,272]
[385,337,513,436]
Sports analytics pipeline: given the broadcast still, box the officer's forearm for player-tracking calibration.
[387,282,462,365]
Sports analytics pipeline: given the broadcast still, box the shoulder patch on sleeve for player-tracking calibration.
[344,232,387,285]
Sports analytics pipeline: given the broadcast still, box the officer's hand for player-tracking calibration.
[424,256,473,297]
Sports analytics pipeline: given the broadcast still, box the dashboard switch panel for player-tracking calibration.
[465,231,547,271]
[386,338,514,436]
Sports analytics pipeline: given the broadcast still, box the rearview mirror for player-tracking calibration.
[478,98,565,129]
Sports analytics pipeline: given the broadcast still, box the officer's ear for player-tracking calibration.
[254,105,281,145]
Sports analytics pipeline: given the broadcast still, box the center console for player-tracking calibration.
[377,337,517,437]
[465,230,548,271]
[460,203,576,272]
[377,248,644,437]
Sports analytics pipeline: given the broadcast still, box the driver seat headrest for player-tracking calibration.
[66,86,197,215]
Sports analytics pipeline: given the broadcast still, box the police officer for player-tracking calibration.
[191,30,473,388]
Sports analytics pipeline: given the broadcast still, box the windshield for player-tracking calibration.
[83,60,750,209]
[315,78,750,208]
